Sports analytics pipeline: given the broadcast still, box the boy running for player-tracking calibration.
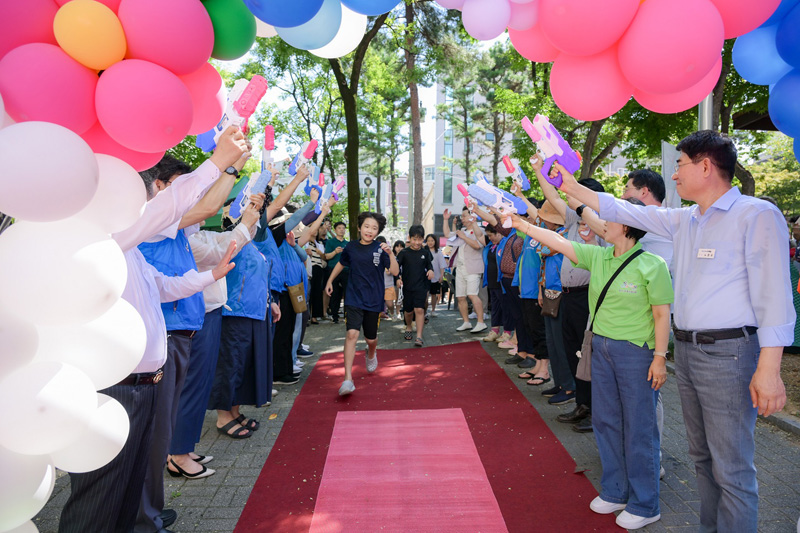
[396,225,434,346]
[326,212,399,396]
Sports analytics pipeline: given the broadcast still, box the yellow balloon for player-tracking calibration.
[54,0,126,71]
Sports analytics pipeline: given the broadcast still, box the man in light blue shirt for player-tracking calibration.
[554,130,793,533]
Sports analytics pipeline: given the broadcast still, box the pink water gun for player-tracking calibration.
[261,125,274,171]
[196,76,269,152]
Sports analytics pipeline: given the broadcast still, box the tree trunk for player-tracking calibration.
[406,4,424,225]
[735,161,755,196]
[462,106,471,180]
[375,164,383,215]
[492,112,501,186]
[390,159,398,226]
[587,138,620,179]
[579,120,605,180]
[711,54,730,133]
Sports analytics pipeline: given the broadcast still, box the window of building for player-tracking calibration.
[485,132,495,142]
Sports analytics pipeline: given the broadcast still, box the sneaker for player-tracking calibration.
[384,315,393,321]
[616,511,660,529]
[541,385,561,398]
[424,313,430,324]
[272,389,278,396]
[456,322,473,331]
[498,340,516,349]
[468,311,478,319]
[470,322,487,334]
[297,348,314,358]
[292,365,302,374]
[660,466,665,479]
[301,343,310,351]
[338,380,355,396]
[483,331,500,342]
[548,390,576,405]
[295,361,305,368]
[430,311,438,317]
[505,354,524,365]
[366,352,378,373]
[484,313,491,321]
[589,496,627,515]
[495,332,511,344]
[274,375,300,385]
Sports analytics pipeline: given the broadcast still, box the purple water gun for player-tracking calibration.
[521,115,582,188]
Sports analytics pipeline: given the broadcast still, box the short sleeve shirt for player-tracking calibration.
[572,241,673,347]
[396,247,433,288]
[340,241,391,312]
[325,237,348,270]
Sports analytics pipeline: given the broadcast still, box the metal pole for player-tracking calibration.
[698,93,713,131]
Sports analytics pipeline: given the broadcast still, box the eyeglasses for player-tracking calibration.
[673,160,696,174]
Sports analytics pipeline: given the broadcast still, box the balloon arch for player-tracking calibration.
[0,0,799,530]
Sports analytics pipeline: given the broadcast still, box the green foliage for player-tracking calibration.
[750,133,800,215]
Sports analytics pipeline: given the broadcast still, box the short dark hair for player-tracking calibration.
[628,169,666,203]
[425,233,439,252]
[484,224,498,235]
[578,177,605,193]
[393,240,405,251]
[462,206,470,213]
[333,221,346,230]
[623,197,647,241]
[152,154,191,183]
[409,224,425,238]
[357,211,386,233]
[676,130,737,182]
[375,235,387,244]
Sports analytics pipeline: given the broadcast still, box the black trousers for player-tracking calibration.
[328,268,349,319]
[520,297,548,359]
[273,290,297,378]
[562,288,591,408]
[310,265,327,319]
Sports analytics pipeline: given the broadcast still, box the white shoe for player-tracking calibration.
[338,380,355,396]
[470,322,487,334]
[615,511,660,529]
[430,311,438,317]
[292,365,302,374]
[496,332,511,343]
[589,496,627,514]
[366,352,378,373]
[660,466,665,479]
[272,389,278,396]
[302,344,309,351]
[456,322,473,331]
[468,311,478,319]
[295,361,305,368]
[483,330,500,342]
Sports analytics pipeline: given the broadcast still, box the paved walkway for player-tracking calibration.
[36,308,800,532]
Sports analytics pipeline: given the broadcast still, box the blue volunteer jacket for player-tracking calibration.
[223,241,270,320]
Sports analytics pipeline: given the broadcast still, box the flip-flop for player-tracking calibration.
[235,414,260,431]
[518,371,536,379]
[404,331,413,341]
[526,376,551,386]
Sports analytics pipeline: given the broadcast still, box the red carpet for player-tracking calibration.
[235,341,618,532]
[309,409,507,532]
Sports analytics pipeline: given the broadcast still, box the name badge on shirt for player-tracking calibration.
[697,248,715,259]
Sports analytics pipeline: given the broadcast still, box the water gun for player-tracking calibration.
[288,140,318,176]
[521,115,582,188]
[261,125,275,171]
[229,169,272,220]
[456,183,474,214]
[316,176,345,214]
[467,180,528,228]
[196,75,269,152]
[302,164,324,198]
[503,155,530,191]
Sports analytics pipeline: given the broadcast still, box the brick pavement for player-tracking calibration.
[35,308,800,532]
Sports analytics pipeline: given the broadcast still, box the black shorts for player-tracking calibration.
[429,282,441,295]
[402,287,428,312]
[344,305,380,340]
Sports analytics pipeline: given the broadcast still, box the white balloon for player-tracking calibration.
[0,218,127,326]
[50,393,130,473]
[1,111,14,129]
[0,121,98,222]
[0,362,97,455]
[0,311,38,379]
[35,299,146,389]
[4,521,41,533]
[309,5,368,59]
[0,449,54,531]
[74,154,147,234]
[255,18,278,38]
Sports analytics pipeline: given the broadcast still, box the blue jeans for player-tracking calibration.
[544,313,574,391]
[591,335,660,518]
[674,334,759,533]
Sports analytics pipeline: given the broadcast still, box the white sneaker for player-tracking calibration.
[366,352,378,373]
[589,496,627,514]
[338,380,355,396]
[272,389,278,396]
[616,511,660,529]
[430,311,438,317]
[484,313,491,320]
[295,361,305,368]
[470,322,487,334]
[292,365,302,374]
[456,322,473,331]
[302,344,310,351]
[468,311,478,319]
[660,466,665,479]
[496,332,511,343]
[483,330,500,342]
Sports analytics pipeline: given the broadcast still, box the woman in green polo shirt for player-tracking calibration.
[503,197,673,531]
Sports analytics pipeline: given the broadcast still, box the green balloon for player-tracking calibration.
[202,0,257,61]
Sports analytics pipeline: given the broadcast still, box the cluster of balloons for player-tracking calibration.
[0,0,256,172]
[245,0,400,58]
[438,0,783,122]
[733,0,800,162]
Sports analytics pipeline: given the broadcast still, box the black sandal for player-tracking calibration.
[216,419,251,439]
[235,414,260,431]
[404,331,413,341]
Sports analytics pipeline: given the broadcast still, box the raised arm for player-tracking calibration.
[566,194,606,239]
[530,155,567,219]
[442,209,452,239]
[298,199,333,247]
[266,164,309,221]
[511,182,539,219]
[505,213,578,265]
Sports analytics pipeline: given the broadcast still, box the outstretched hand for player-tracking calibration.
[212,240,237,280]
[551,160,577,191]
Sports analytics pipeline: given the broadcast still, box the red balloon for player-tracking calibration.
[81,122,164,172]
[509,25,560,63]
[540,0,640,56]
[0,43,97,134]
[707,0,782,39]
[179,63,226,135]
[118,0,214,75]
[550,45,633,121]
[634,58,722,114]
[0,0,58,60]
[95,59,193,153]
[618,0,723,95]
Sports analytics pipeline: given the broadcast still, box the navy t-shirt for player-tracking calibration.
[340,241,391,312]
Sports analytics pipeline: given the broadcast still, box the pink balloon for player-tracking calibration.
[618,0,723,95]
[437,0,466,8]
[540,0,640,56]
[118,0,214,75]
[509,24,560,62]
[179,63,226,135]
[634,58,722,114]
[95,59,193,153]
[462,0,512,41]
[0,0,58,60]
[708,0,782,39]
[508,0,539,31]
[0,43,97,134]
[81,122,164,172]
[55,0,122,10]
[550,45,633,121]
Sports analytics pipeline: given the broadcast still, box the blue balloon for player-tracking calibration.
[275,0,342,50]
[794,137,800,163]
[776,3,800,68]
[733,26,792,86]
[341,0,401,16]
[769,69,800,138]
[762,0,800,27]
[244,0,323,28]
